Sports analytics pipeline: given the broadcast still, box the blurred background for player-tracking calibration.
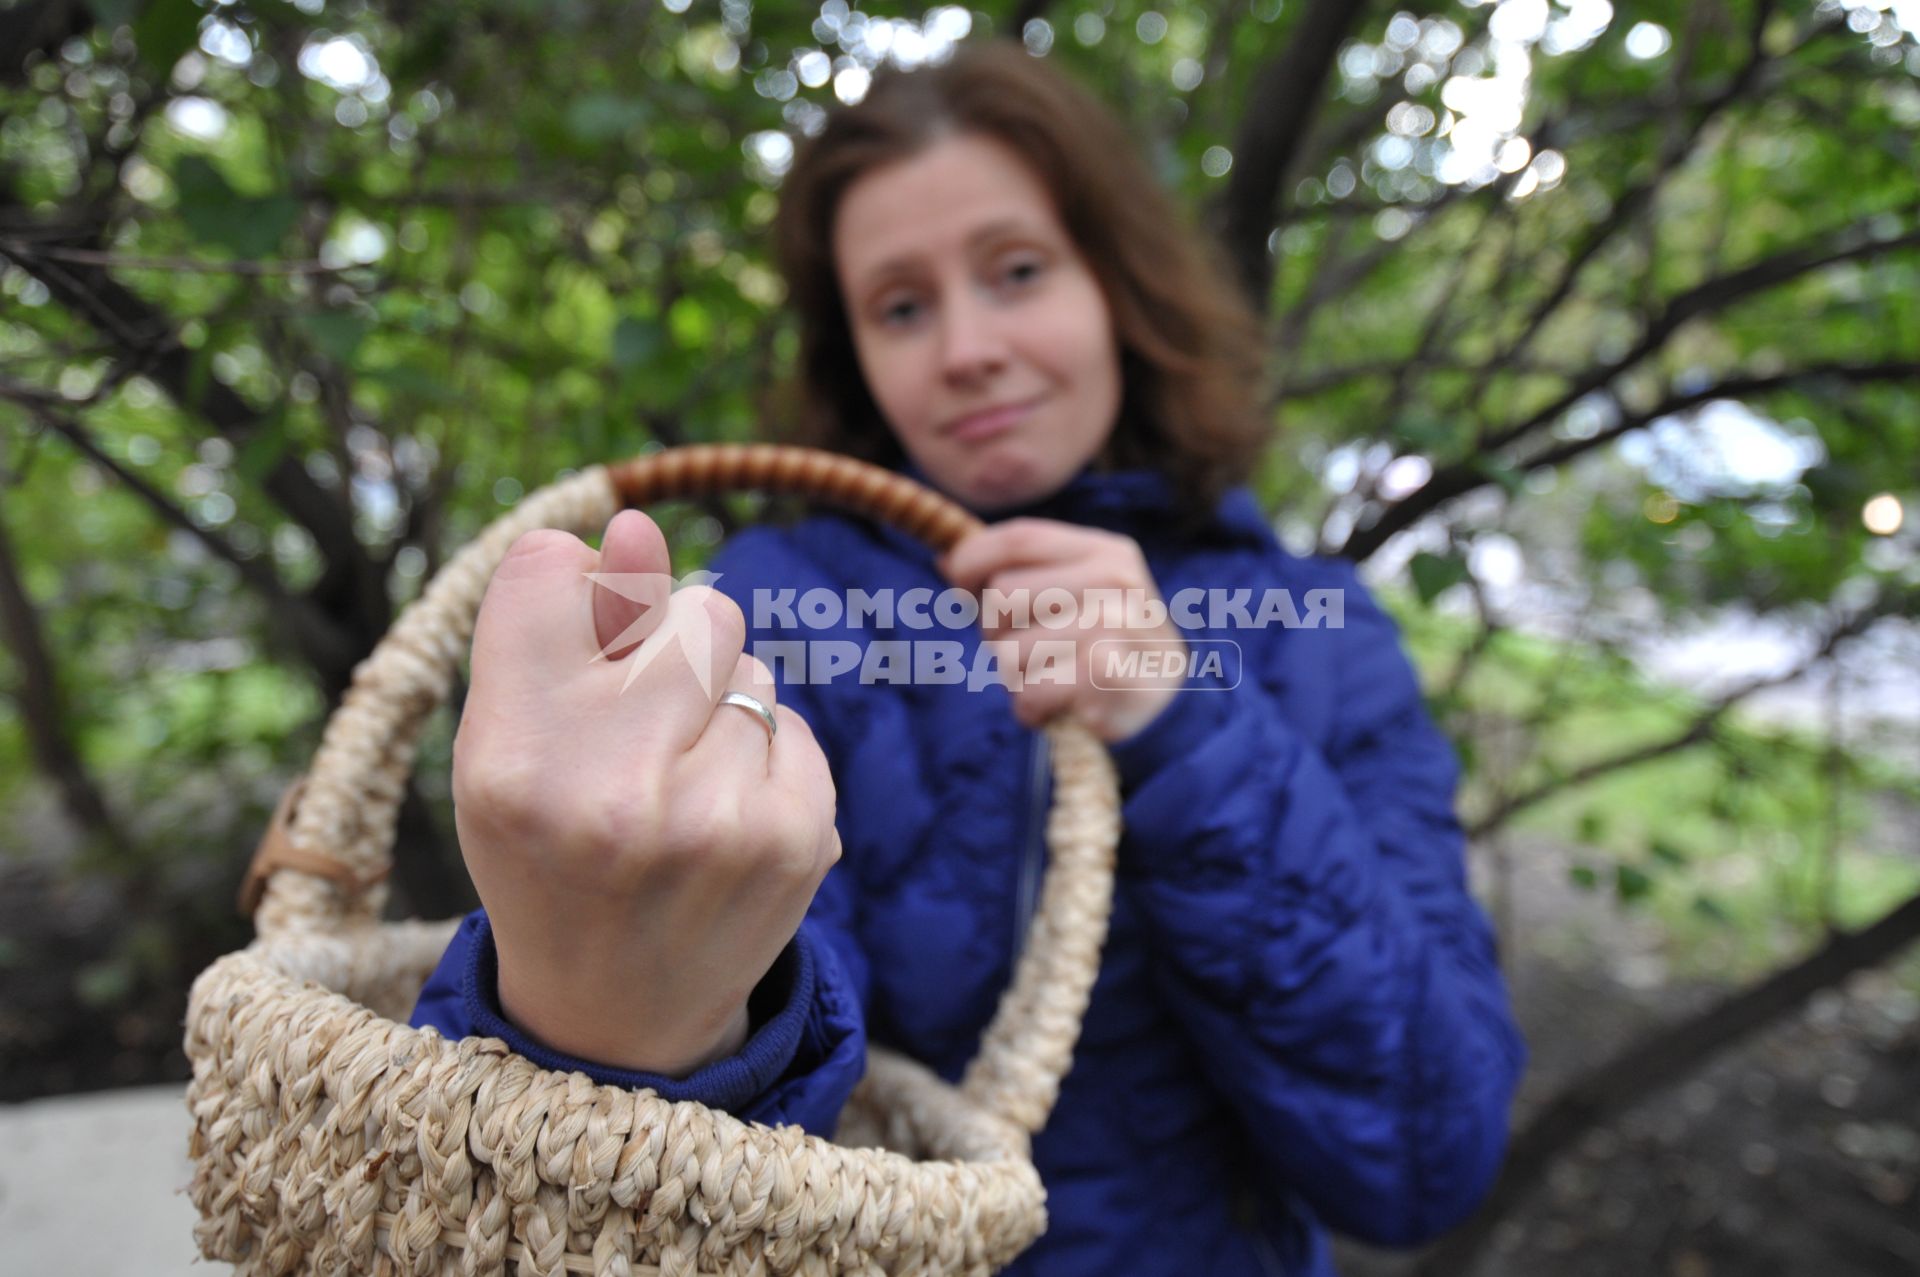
[0,1,1915,1273]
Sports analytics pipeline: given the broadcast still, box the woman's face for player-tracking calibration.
[832,131,1123,514]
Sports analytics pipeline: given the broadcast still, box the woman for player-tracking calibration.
[413,41,1527,1274]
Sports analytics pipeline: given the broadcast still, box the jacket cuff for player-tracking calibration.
[411,909,815,1113]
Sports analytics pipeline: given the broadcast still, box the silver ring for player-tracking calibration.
[717,690,777,744]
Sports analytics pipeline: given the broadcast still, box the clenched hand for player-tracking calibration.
[451,509,840,1076]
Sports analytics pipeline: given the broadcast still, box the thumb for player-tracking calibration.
[592,509,673,660]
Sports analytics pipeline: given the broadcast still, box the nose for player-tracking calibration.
[938,289,1009,385]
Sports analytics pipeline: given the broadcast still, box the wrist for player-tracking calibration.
[496,960,752,1079]
[1095,682,1179,742]
[1090,628,1187,742]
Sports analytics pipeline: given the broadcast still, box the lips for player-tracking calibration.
[943,396,1042,442]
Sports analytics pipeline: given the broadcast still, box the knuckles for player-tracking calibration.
[680,585,748,662]
[451,733,560,844]
[497,527,592,576]
[453,570,839,898]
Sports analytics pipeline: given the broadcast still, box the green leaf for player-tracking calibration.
[566,94,652,144]
[1615,862,1655,903]
[1692,893,1734,926]
[1394,420,1453,452]
[172,158,302,258]
[1475,456,1529,497]
[297,312,372,364]
[83,0,142,27]
[1649,837,1690,867]
[132,0,202,76]
[1576,808,1608,844]
[359,365,455,400]
[183,343,213,406]
[612,316,667,371]
[1569,863,1600,891]
[1408,550,1470,605]
[667,297,712,350]
[1800,461,1870,512]
[1452,734,1478,777]
[173,155,236,204]
[236,411,291,483]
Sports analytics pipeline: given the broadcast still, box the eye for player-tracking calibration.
[1000,256,1045,287]
[877,295,923,328]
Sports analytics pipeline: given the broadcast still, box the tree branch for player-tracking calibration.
[9,393,362,679]
[0,484,128,854]
[0,181,390,692]
[0,0,91,88]
[1518,359,1920,475]
[1337,229,1920,562]
[1482,219,1920,457]
[1459,1,1779,422]
[0,239,350,277]
[1466,578,1918,838]
[1214,0,1372,308]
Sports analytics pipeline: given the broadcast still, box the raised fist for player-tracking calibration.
[450,509,840,1076]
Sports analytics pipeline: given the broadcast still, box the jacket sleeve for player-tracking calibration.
[407,525,871,1137]
[1103,555,1527,1247]
[407,906,863,1134]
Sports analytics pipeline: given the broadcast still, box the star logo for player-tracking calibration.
[583,568,726,696]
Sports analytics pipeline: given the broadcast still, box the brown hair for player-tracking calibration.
[765,40,1272,528]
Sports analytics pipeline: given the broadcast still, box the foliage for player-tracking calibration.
[0,1,1916,1078]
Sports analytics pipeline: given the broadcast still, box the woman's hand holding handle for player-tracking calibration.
[451,509,841,1076]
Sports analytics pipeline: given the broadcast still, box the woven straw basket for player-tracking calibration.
[184,445,1123,1276]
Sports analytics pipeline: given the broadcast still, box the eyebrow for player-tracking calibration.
[858,218,1042,287]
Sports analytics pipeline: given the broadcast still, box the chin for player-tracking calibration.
[960,475,1054,516]
[951,451,1073,514]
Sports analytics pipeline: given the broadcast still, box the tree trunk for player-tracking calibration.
[0,489,128,855]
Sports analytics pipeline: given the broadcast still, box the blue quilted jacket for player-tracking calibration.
[412,459,1527,1274]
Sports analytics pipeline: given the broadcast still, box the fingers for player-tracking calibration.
[701,652,780,770]
[601,584,748,750]
[764,704,840,879]
[470,528,607,699]
[469,512,754,756]
[687,651,838,882]
[587,510,750,751]
[940,518,1106,592]
[592,509,673,660]
[976,566,1093,633]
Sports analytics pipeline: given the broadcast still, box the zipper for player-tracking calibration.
[1011,728,1050,965]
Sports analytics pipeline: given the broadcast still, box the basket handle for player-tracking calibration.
[245,445,986,930]
[245,443,1120,1135]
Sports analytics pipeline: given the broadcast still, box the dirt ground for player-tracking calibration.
[1337,821,1920,1277]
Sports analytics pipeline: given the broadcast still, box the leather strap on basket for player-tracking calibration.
[238,777,391,916]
